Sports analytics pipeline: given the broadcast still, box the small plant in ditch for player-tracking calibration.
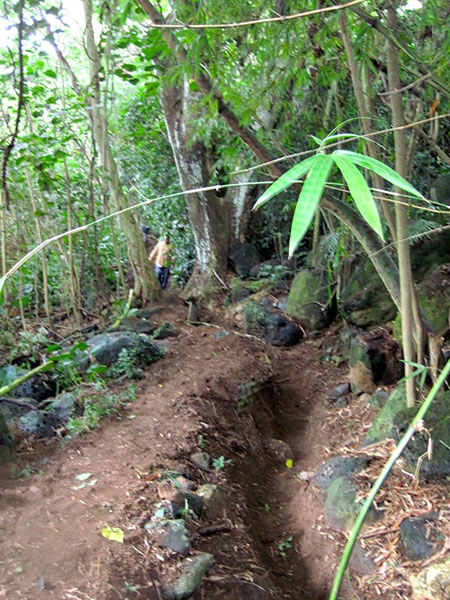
[212,455,232,471]
[278,535,293,559]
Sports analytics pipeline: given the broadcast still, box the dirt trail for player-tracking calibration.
[0,296,350,599]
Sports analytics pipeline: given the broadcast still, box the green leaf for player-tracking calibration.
[75,472,92,481]
[334,150,424,199]
[289,154,333,257]
[101,526,124,543]
[253,156,316,211]
[333,154,384,240]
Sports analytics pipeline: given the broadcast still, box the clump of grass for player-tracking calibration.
[65,384,136,437]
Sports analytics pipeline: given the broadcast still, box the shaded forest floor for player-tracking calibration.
[0,292,443,599]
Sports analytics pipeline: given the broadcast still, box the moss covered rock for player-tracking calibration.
[286,268,333,330]
[394,263,450,339]
[364,387,450,479]
[244,302,303,346]
[340,258,396,327]
[0,411,15,464]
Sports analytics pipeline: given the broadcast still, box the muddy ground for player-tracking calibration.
[0,293,439,599]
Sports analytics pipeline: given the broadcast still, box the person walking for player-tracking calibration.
[149,234,172,289]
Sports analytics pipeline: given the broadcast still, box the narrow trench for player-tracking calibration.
[227,379,333,600]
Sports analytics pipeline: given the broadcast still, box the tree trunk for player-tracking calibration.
[386,5,416,407]
[161,81,255,299]
[82,0,158,303]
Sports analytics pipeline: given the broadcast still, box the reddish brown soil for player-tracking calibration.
[0,294,373,599]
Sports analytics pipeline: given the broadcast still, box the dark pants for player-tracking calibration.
[155,265,170,289]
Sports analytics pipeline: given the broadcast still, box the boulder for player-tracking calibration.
[87,331,164,367]
[170,489,203,518]
[349,331,402,394]
[400,515,438,561]
[0,365,57,403]
[324,476,360,531]
[409,557,450,600]
[162,553,214,600]
[0,411,15,464]
[196,484,229,520]
[339,258,396,327]
[228,243,262,278]
[314,456,369,494]
[324,475,379,532]
[18,410,61,438]
[153,322,177,340]
[145,519,190,556]
[364,387,450,479]
[430,173,450,207]
[115,316,155,335]
[244,302,303,346]
[416,264,450,334]
[393,263,450,341]
[286,268,333,330]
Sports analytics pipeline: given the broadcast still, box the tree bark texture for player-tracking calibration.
[83,0,157,303]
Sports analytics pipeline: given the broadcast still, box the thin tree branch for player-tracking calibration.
[135,0,284,178]
[1,0,25,210]
[344,2,450,98]
[377,63,448,96]
[135,0,365,29]
[232,113,450,176]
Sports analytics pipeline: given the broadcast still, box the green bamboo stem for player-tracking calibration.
[329,358,450,600]
[0,360,56,398]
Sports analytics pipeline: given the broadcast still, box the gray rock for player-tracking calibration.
[145,519,190,555]
[409,557,450,600]
[18,410,60,438]
[339,257,396,327]
[0,397,39,428]
[44,392,78,422]
[364,387,450,479]
[349,542,376,576]
[0,365,57,403]
[162,553,214,600]
[400,516,438,561]
[116,316,156,335]
[196,484,229,520]
[286,268,333,330]
[314,456,369,493]
[327,383,350,403]
[190,452,211,470]
[87,331,164,367]
[0,411,15,464]
[244,303,303,346]
[153,322,177,340]
[229,243,262,278]
[171,490,203,518]
[349,332,402,394]
[324,476,359,531]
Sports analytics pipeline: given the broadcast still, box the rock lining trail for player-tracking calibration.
[0,297,356,599]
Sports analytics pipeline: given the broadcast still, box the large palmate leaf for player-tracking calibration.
[333,154,384,241]
[253,155,316,210]
[334,150,425,199]
[289,154,333,257]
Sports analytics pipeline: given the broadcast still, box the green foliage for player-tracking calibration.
[212,455,232,471]
[65,384,136,437]
[108,347,144,380]
[255,141,425,257]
